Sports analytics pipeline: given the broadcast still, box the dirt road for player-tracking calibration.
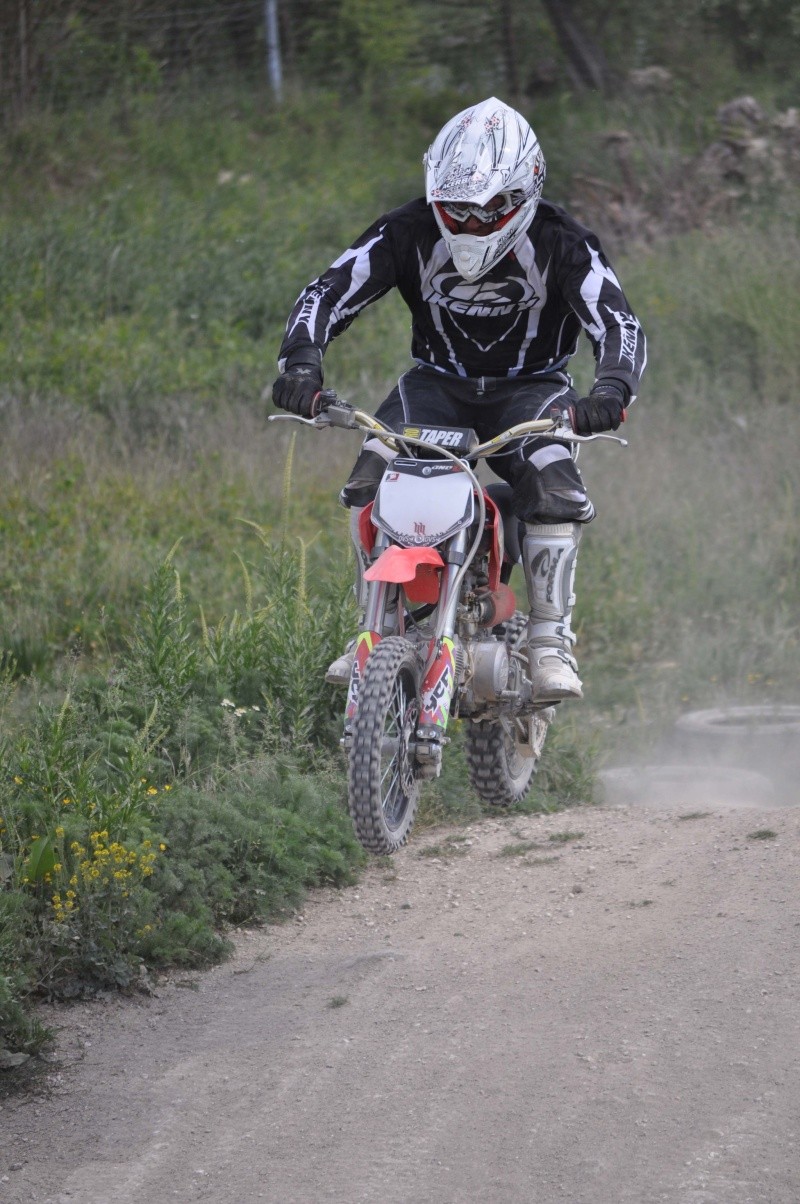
[2,796,799,1204]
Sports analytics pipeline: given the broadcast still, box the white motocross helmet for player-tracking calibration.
[424,96,546,283]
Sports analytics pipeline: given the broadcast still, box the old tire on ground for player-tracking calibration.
[674,705,800,771]
[347,636,424,855]
[597,764,775,809]
[675,705,800,739]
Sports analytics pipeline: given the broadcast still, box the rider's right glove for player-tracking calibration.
[271,348,324,418]
[571,382,627,436]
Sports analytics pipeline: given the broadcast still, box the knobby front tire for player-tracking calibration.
[347,636,424,855]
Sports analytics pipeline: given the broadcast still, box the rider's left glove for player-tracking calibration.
[571,383,627,436]
[271,348,324,418]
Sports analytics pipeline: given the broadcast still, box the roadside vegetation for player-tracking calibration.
[2,58,798,1058]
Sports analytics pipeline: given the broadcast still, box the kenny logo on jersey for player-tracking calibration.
[419,240,542,319]
[417,237,547,361]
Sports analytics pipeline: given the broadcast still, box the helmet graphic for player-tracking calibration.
[424,97,546,283]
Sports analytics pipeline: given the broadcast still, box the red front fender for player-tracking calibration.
[364,545,445,604]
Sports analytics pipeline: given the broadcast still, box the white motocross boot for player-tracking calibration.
[325,507,366,686]
[522,522,583,702]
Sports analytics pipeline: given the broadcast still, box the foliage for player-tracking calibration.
[3,0,800,122]
[0,532,363,1050]
[138,761,362,967]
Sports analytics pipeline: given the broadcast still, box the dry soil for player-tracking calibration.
[2,794,799,1204]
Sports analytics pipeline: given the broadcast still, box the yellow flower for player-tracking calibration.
[147,787,158,796]
[13,776,23,785]
[159,843,167,851]
[55,826,65,838]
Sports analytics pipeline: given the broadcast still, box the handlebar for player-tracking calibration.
[268,390,628,451]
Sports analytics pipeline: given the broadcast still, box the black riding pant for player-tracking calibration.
[342,365,594,524]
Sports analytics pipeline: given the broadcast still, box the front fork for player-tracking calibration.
[415,546,465,772]
[342,530,469,774]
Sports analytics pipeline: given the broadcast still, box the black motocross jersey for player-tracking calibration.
[279,198,646,398]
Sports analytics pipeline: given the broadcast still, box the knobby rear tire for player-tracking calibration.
[464,611,546,807]
[347,636,424,855]
[464,716,539,806]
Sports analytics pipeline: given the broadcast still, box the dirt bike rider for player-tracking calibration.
[271,97,646,702]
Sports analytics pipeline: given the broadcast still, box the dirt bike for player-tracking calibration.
[270,393,625,855]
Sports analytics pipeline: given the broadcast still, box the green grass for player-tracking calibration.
[497,841,544,858]
[0,531,364,1048]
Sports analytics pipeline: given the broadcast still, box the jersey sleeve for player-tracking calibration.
[557,233,647,400]
[278,218,398,368]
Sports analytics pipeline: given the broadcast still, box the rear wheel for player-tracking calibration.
[348,637,424,854]
[465,713,546,806]
[465,611,551,806]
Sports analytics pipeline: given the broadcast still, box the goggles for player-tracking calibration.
[438,191,524,225]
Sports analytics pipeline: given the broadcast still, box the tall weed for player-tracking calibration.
[0,529,362,1043]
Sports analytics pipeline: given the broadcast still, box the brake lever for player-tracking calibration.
[267,413,318,425]
[580,431,628,446]
[540,412,628,447]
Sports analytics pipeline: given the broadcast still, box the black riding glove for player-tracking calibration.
[271,347,324,417]
[572,383,627,436]
[272,367,323,417]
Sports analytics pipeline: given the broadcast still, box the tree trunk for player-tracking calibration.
[499,0,519,97]
[540,0,610,93]
[18,0,29,106]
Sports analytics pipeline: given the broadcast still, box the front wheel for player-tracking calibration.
[347,636,424,854]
